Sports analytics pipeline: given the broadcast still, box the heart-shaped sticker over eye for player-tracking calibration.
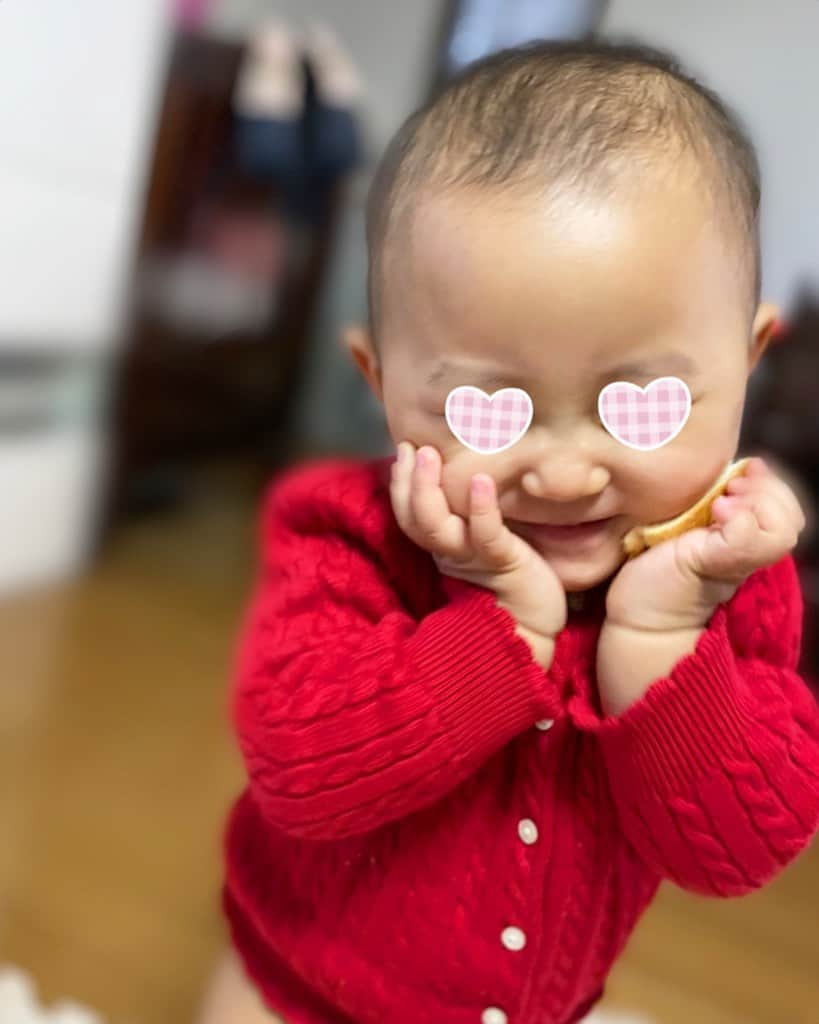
[445,385,534,454]
[598,376,691,451]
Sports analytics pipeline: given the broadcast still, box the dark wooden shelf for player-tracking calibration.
[105,28,345,527]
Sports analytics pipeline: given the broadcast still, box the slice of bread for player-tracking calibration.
[622,457,752,559]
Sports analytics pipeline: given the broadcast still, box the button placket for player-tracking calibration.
[482,710,550,1021]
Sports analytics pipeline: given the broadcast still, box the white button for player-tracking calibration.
[482,1009,508,1024]
[501,925,526,951]
[518,818,538,845]
[534,718,554,731]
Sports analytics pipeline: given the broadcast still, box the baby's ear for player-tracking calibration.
[748,301,780,373]
[341,323,383,402]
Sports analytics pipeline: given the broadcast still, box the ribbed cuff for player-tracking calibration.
[415,576,562,752]
[586,606,758,795]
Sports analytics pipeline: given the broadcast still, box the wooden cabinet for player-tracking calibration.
[108,29,343,518]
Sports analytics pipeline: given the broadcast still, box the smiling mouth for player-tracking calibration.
[512,517,618,547]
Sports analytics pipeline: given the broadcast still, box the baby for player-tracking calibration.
[209,39,819,1024]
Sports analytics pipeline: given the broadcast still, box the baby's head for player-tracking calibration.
[347,39,778,592]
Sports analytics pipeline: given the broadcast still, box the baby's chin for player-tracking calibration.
[540,545,626,594]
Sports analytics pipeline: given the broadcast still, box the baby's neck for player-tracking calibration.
[567,577,611,615]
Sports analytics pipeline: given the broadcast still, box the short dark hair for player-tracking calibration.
[365,38,761,338]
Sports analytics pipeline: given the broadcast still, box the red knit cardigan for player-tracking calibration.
[223,456,819,1024]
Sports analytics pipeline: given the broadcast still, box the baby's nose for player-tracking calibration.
[521,452,610,501]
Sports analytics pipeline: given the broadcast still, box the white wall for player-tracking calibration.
[602,0,819,314]
[0,1,171,351]
[0,2,171,593]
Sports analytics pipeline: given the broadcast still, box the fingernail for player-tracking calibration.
[471,475,490,496]
[396,443,407,465]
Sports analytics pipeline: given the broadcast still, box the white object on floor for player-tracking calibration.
[0,966,104,1023]
[581,1008,657,1024]
[0,962,654,1024]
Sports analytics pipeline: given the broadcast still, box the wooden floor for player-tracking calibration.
[0,461,816,1024]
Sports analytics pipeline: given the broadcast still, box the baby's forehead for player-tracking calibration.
[367,43,761,335]
[377,183,752,386]
[404,183,730,314]
[409,165,720,264]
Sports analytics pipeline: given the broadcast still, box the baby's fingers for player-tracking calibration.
[696,502,784,580]
[408,446,467,554]
[389,442,416,536]
[467,475,523,572]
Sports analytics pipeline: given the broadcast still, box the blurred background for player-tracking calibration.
[0,1,817,1022]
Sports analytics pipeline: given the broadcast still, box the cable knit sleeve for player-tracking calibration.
[232,468,559,841]
[569,555,819,896]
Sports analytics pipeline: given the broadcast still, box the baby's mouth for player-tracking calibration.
[510,516,621,549]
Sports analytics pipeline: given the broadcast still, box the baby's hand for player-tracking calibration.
[606,457,806,632]
[390,442,567,668]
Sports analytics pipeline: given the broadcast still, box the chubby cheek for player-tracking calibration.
[617,390,745,520]
[439,453,489,518]
[621,444,736,522]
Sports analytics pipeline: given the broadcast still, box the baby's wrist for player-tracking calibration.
[513,622,556,670]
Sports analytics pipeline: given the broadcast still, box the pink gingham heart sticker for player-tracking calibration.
[445,385,533,454]
[598,376,691,451]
